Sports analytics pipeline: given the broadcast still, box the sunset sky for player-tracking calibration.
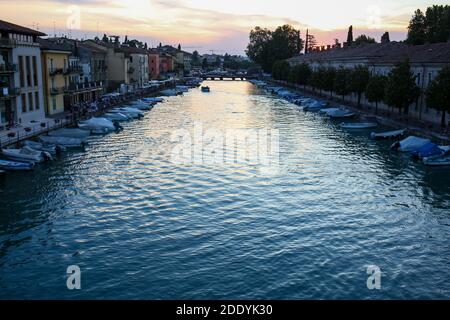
[0,0,446,55]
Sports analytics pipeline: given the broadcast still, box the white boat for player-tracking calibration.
[328,109,355,118]
[40,135,85,148]
[1,146,50,163]
[423,154,450,166]
[23,140,58,155]
[340,122,378,129]
[142,97,164,103]
[0,159,34,171]
[104,112,130,122]
[48,128,90,140]
[79,117,116,133]
[160,89,177,96]
[303,101,326,111]
[110,107,144,119]
[128,101,153,111]
[391,136,431,152]
[371,129,407,140]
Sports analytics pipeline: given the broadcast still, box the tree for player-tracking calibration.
[381,32,390,44]
[290,63,312,87]
[426,66,450,128]
[384,59,420,115]
[246,26,272,72]
[124,35,129,44]
[334,67,351,101]
[349,65,370,108]
[272,60,291,81]
[353,35,376,46]
[178,44,181,51]
[406,9,426,45]
[366,75,387,114]
[425,5,450,44]
[246,24,303,72]
[201,58,208,70]
[305,34,317,53]
[347,25,354,46]
[102,34,109,43]
[322,67,336,97]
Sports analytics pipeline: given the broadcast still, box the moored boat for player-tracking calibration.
[48,128,90,140]
[40,135,85,148]
[391,136,431,152]
[104,112,130,122]
[371,129,407,140]
[23,140,59,155]
[1,146,50,163]
[79,117,117,133]
[328,109,355,118]
[423,154,450,166]
[340,122,378,129]
[201,86,211,93]
[0,159,34,171]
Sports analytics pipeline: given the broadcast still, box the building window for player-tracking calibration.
[35,92,40,110]
[417,73,421,86]
[32,56,38,86]
[26,56,31,87]
[52,98,57,111]
[21,93,27,113]
[28,92,34,111]
[19,56,25,87]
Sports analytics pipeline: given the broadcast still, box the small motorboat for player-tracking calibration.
[142,97,164,103]
[23,140,59,155]
[48,128,90,140]
[320,108,340,115]
[104,112,130,122]
[371,129,407,140]
[160,89,177,96]
[201,86,211,93]
[0,159,34,171]
[423,154,450,166]
[303,101,327,112]
[109,108,144,119]
[40,135,85,148]
[79,117,116,133]
[176,85,189,93]
[391,136,431,153]
[128,101,153,111]
[328,109,355,118]
[340,122,378,129]
[1,146,51,163]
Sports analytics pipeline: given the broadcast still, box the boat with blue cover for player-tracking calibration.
[0,159,34,171]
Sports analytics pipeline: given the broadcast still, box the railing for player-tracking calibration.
[0,38,17,48]
[64,66,83,75]
[49,67,64,76]
[64,81,104,93]
[0,63,18,73]
[0,117,74,148]
[50,87,64,95]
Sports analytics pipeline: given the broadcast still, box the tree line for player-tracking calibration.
[407,5,450,45]
[272,60,450,128]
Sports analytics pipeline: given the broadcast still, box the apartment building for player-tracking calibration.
[0,20,46,129]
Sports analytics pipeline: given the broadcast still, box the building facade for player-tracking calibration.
[148,50,160,79]
[38,38,71,116]
[288,42,450,125]
[0,20,46,128]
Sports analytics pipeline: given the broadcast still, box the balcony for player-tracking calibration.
[64,66,83,75]
[0,87,20,99]
[49,67,64,76]
[0,38,17,48]
[50,87,64,95]
[64,81,104,93]
[0,63,17,74]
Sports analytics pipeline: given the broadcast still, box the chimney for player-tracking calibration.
[343,42,348,48]
[321,46,325,51]
[327,45,331,50]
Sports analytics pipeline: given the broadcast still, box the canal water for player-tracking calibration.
[0,81,449,299]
